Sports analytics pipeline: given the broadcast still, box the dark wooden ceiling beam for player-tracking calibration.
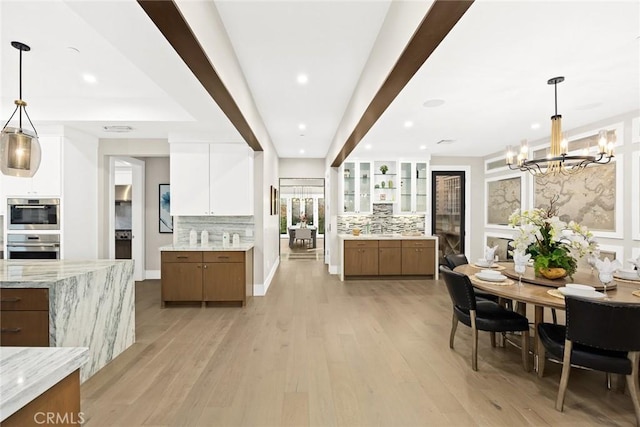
[331,0,474,167]
[138,0,263,151]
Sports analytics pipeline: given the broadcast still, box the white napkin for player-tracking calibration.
[595,257,622,275]
[627,255,640,270]
[513,250,531,266]
[485,245,499,262]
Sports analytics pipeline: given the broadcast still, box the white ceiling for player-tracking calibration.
[1,0,638,163]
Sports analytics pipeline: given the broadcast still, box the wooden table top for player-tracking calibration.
[453,263,640,310]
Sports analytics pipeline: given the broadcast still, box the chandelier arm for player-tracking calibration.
[22,107,39,136]
[1,105,20,131]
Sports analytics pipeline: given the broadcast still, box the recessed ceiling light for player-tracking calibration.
[296,74,308,85]
[423,99,445,108]
[404,121,413,128]
[531,123,540,130]
[365,144,372,150]
[103,125,133,133]
[67,46,80,53]
[436,139,455,145]
[300,149,305,154]
[83,74,97,84]
[298,123,306,131]
[419,145,427,150]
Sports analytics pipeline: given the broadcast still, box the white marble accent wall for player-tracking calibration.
[0,260,135,383]
[337,204,426,234]
[174,216,255,246]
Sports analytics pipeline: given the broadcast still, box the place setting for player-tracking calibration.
[473,269,514,286]
[547,283,606,300]
[471,245,506,270]
[613,256,640,285]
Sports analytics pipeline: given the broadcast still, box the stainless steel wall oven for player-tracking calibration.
[6,234,61,260]
[7,198,60,230]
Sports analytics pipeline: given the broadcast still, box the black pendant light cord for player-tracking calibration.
[1,41,38,136]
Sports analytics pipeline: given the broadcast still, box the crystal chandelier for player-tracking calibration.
[0,41,41,177]
[505,77,614,177]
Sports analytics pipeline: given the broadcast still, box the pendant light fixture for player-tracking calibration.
[505,77,614,176]
[0,41,41,177]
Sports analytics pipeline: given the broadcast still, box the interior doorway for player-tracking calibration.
[279,178,325,261]
[108,157,145,281]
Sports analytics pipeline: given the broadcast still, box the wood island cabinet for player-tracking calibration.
[161,249,253,307]
[344,240,379,276]
[0,288,49,347]
[378,240,402,275]
[401,240,435,276]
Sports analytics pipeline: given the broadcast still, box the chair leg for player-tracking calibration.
[490,332,496,348]
[522,329,530,372]
[449,313,458,349]
[471,311,478,371]
[626,352,640,426]
[556,339,573,411]
[537,340,546,378]
[551,309,558,324]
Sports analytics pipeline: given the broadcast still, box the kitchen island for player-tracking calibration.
[0,260,134,382]
[338,234,439,281]
[0,347,89,425]
[160,244,254,307]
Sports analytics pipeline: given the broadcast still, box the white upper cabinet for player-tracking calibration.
[373,161,397,205]
[341,161,372,214]
[170,143,254,216]
[399,161,428,214]
[2,136,62,197]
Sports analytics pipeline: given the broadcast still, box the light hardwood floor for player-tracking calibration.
[80,257,637,426]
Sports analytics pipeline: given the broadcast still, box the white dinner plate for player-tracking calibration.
[566,283,595,291]
[476,273,507,282]
[614,271,640,281]
[557,287,605,299]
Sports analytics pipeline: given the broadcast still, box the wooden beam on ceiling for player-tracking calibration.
[331,0,474,167]
[137,0,263,151]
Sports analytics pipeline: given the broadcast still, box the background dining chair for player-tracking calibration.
[537,296,640,423]
[294,228,312,248]
[439,266,530,372]
[444,253,500,303]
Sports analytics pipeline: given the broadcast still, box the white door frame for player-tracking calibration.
[108,156,146,281]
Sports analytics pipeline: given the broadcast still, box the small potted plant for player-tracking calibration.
[379,164,388,174]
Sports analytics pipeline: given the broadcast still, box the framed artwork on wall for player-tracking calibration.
[159,184,173,233]
[270,185,278,215]
[485,174,522,228]
[532,157,623,239]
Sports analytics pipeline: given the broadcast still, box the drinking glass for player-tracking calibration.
[598,272,613,299]
[586,254,598,275]
[514,263,526,286]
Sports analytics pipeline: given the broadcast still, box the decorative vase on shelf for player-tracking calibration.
[380,165,388,175]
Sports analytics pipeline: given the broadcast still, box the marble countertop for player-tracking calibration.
[339,234,437,241]
[159,243,254,252]
[0,260,133,284]
[0,347,89,421]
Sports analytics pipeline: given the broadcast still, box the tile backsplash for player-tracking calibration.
[337,204,425,234]
[174,216,255,246]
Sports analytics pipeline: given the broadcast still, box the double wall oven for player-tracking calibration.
[6,198,61,260]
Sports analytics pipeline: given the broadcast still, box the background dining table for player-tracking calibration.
[287,225,317,249]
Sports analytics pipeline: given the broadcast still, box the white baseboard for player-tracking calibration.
[254,257,280,296]
[328,264,338,275]
[145,270,160,280]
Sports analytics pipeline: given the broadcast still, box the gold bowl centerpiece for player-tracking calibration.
[509,196,598,280]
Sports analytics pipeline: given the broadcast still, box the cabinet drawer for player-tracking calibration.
[344,240,378,249]
[401,240,435,249]
[161,251,203,263]
[203,251,245,263]
[0,288,49,311]
[378,240,401,248]
[0,311,49,346]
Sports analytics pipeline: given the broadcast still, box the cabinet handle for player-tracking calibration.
[197,265,202,268]
[218,256,230,259]
[204,265,208,269]
[1,328,21,333]
[177,256,189,259]
[1,297,21,303]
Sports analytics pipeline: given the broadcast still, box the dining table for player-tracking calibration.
[453,262,640,371]
[287,225,317,249]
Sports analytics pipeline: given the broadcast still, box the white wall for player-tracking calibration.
[143,157,172,275]
[62,127,99,259]
[279,158,325,178]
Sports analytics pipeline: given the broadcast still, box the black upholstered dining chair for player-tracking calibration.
[444,253,500,303]
[537,296,640,424]
[439,266,530,372]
